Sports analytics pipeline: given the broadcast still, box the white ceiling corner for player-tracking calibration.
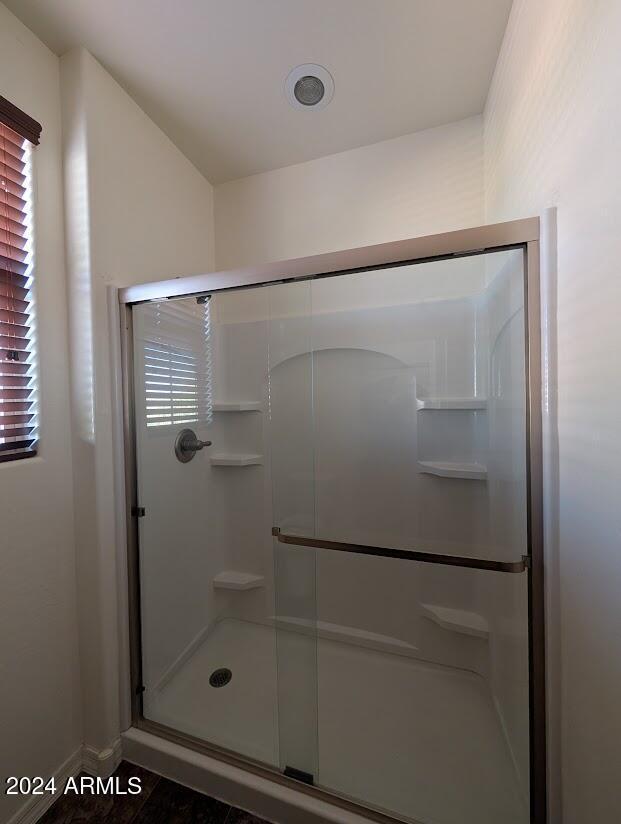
[4,0,513,183]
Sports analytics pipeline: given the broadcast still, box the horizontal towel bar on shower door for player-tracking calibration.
[271,528,528,573]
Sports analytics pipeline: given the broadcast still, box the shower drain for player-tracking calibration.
[209,668,232,688]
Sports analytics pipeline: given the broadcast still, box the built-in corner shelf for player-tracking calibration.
[212,402,262,412]
[213,571,265,591]
[417,460,487,481]
[421,603,489,640]
[209,453,263,466]
[416,397,487,411]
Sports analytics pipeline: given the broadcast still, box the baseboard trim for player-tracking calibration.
[6,747,83,824]
[6,738,125,824]
[82,738,123,778]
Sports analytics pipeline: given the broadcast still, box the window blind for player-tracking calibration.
[140,299,213,429]
[0,122,37,462]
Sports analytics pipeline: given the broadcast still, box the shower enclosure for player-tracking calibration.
[119,219,545,824]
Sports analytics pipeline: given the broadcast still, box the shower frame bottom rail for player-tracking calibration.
[271,527,529,573]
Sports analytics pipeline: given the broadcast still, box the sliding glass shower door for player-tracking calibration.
[267,249,531,823]
[129,241,537,824]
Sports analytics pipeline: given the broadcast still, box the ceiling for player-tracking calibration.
[5,0,513,183]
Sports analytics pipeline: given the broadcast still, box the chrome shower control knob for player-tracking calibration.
[174,428,212,463]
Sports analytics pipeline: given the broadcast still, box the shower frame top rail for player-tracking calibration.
[118,217,539,305]
[271,528,528,573]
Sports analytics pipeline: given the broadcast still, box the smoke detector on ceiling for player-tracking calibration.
[285,64,334,110]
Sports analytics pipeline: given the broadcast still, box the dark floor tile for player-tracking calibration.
[39,762,158,824]
[225,808,271,824]
[131,776,230,824]
[38,773,99,824]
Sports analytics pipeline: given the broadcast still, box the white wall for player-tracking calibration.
[0,5,81,823]
[215,115,483,269]
[484,1,621,821]
[60,47,215,756]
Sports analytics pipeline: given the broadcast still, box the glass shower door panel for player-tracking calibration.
[304,251,531,823]
[132,293,280,767]
[267,280,318,780]
[130,245,533,824]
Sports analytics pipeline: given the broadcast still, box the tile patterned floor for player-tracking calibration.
[39,761,269,824]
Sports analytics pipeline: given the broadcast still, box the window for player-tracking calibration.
[0,96,41,462]
[140,298,213,429]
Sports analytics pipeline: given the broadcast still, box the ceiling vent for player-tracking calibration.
[285,64,334,110]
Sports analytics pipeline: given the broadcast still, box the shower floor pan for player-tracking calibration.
[144,618,527,824]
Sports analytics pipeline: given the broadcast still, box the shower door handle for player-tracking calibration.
[271,527,528,573]
[174,428,212,463]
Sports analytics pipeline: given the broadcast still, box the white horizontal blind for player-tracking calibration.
[140,299,212,429]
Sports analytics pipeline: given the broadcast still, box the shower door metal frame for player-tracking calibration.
[119,216,546,824]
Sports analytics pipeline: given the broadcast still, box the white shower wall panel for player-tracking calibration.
[209,270,494,674]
